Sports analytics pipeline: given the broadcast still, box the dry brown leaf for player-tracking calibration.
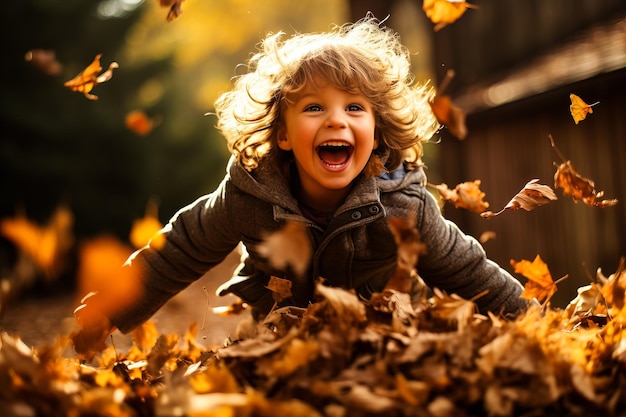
[569,93,599,124]
[549,134,617,208]
[430,287,484,332]
[385,215,427,293]
[554,161,618,208]
[159,0,185,21]
[265,276,293,304]
[481,179,557,218]
[64,54,119,100]
[435,180,490,213]
[257,220,312,278]
[24,49,63,76]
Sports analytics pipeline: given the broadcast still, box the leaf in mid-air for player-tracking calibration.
[435,180,490,214]
[129,199,165,250]
[64,54,119,100]
[422,0,477,31]
[160,0,185,21]
[569,93,598,124]
[511,255,567,304]
[481,179,557,218]
[429,69,467,139]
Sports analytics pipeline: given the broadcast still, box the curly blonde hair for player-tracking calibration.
[214,15,440,173]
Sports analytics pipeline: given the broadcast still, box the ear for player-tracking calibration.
[276,126,292,151]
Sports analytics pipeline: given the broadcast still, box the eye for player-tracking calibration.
[304,104,322,112]
[347,103,365,111]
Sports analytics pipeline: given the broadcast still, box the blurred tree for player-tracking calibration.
[0,0,346,292]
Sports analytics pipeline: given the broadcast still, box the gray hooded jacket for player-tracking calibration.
[109,153,528,333]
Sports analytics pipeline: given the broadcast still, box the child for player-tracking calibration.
[73,15,530,355]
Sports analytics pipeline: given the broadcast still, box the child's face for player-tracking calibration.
[278,78,377,209]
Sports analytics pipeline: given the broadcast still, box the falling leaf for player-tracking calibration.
[75,235,143,319]
[435,180,490,214]
[422,0,478,31]
[569,93,599,124]
[384,215,427,294]
[265,276,293,304]
[511,255,568,304]
[0,204,73,279]
[481,179,557,218]
[129,199,165,250]
[125,110,157,136]
[257,220,312,278]
[554,161,618,208]
[429,69,467,139]
[479,231,496,244]
[159,0,185,21]
[64,54,119,100]
[24,49,62,76]
[548,134,617,208]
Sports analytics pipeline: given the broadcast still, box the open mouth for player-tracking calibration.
[317,141,354,167]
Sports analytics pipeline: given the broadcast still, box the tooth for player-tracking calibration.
[322,141,348,147]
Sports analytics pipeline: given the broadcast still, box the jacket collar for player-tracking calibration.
[228,151,427,214]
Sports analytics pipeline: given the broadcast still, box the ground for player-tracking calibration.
[0,250,243,352]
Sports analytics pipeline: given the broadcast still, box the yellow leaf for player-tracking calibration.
[569,93,598,124]
[423,0,477,31]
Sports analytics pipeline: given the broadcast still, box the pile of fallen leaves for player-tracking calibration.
[2,256,625,417]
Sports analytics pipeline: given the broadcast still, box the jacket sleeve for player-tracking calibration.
[416,190,530,317]
[106,176,241,333]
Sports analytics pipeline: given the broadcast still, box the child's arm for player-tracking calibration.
[416,190,530,317]
[73,178,241,355]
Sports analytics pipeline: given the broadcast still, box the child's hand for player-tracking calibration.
[71,292,115,360]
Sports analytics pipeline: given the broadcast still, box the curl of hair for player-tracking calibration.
[214,15,440,172]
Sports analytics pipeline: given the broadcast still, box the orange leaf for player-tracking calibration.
[435,180,490,214]
[430,94,467,139]
[129,199,165,250]
[0,205,73,279]
[125,110,156,136]
[510,255,567,304]
[132,321,159,352]
[64,54,119,100]
[422,0,477,31]
[554,161,618,208]
[481,179,556,218]
[569,93,598,124]
[76,235,143,317]
[429,70,466,139]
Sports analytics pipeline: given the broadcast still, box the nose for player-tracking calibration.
[325,108,347,129]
